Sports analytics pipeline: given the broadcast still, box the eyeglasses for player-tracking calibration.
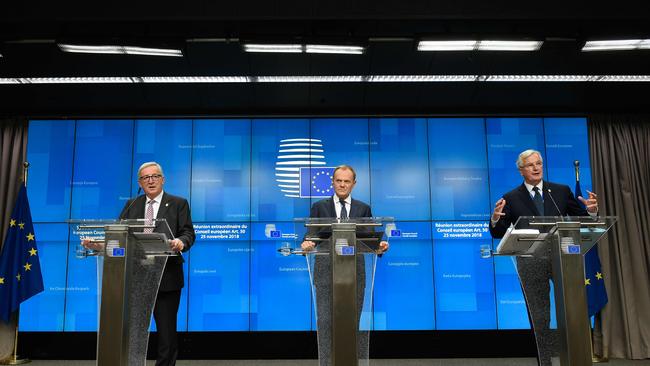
[139,174,162,182]
[522,161,543,170]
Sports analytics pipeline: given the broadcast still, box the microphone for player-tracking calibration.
[120,187,142,220]
[546,188,562,216]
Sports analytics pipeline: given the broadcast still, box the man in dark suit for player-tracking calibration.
[490,149,597,366]
[120,162,195,366]
[301,165,388,366]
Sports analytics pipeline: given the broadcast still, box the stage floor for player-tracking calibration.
[26,359,650,366]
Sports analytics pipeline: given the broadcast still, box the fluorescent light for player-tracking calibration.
[368,75,477,82]
[417,40,542,51]
[123,46,182,57]
[243,44,303,53]
[477,40,542,51]
[141,76,251,83]
[596,75,650,82]
[256,76,364,82]
[59,44,123,54]
[3,75,650,85]
[19,77,138,84]
[485,75,591,82]
[582,39,647,51]
[59,44,182,57]
[417,40,476,51]
[0,78,21,84]
[305,44,365,54]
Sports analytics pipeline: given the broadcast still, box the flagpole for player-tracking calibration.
[1,162,31,365]
[575,160,608,363]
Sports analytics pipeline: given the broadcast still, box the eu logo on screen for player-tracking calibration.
[391,230,402,237]
[300,167,335,198]
[270,230,281,238]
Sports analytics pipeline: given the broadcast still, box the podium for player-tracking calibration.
[72,218,177,366]
[288,217,392,366]
[494,216,616,366]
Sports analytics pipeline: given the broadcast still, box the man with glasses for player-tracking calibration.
[121,162,195,366]
[489,149,598,366]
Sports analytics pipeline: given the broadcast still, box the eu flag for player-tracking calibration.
[575,180,608,317]
[299,167,335,198]
[0,185,44,323]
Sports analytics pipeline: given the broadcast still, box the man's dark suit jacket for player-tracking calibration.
[309,196,372,219]
[119,192,195,292]
[489,181,587,239]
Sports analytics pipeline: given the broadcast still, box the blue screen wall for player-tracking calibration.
[21,117,592,331]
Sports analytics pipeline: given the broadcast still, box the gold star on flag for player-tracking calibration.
[16,273,21,281]
[0,277,4,284]
[585,278,591,285]
[29,247,37,256]
[24,263,32,271]
[18,222,25,229]
[9,219,16,227]
[596,272,603,280]
[26,233,35,241]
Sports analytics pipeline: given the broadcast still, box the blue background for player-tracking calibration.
[20,117,591,331]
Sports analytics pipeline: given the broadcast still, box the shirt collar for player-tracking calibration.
[524,181,544,195]
[147,191,164,204]
[333,195,352,205]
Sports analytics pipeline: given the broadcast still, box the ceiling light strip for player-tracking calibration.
[256,76,364,82]
[417,40,542,51]
[3,75,650,85]
[368,75,478,82]
[305,45,365,54]
[59,44,182,57]
[243,44,303,53]
[582,39,650,52]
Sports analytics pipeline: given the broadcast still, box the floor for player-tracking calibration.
[23,358,650,366]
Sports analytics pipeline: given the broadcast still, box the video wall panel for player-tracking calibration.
[21,117,592,332]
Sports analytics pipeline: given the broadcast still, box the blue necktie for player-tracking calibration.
[340,200,348,219]
[532,187,544,216]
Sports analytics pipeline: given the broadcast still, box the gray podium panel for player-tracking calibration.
[293,217,392,366]
[72,219,176,366]
[494,216,616,366]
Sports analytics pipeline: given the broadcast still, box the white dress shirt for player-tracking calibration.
[333,195,352,219]
[524,181,544,199]
[145,191,164,219]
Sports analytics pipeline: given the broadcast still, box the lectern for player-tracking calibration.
[288,217,391,366]
[494,216,616,366]
[72,218,177,366]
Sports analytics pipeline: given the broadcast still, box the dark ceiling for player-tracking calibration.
[2,1,650,117]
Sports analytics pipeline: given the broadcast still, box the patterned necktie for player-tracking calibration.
[339,199,348,219]
[532,187,544,216]
[144,200,155,233]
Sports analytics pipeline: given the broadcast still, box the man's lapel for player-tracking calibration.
[518,184,540,216]
[157,192,170,219]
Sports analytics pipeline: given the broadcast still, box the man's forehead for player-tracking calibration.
[140,166,161,175]
[525,154,542,161]
[334,170,353,179]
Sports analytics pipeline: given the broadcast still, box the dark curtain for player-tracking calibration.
[589,115,650,359]
[0,117,28,360]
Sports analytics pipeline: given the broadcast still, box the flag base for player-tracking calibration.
[592,355,609,363]
[0,355,31,365]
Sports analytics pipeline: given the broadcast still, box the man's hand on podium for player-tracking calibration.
[378,241,389,254]
[81,237,105,251]
[169,238,185,252]
[301,240,316,252]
